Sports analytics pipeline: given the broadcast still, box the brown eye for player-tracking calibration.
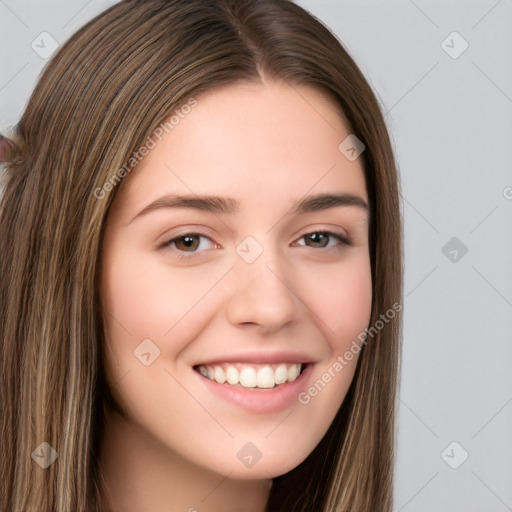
[164,233,218,257]
[173,235,201,251]
[304,232,330,248]
[296,231,351,249]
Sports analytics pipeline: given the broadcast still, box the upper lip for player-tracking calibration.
[194,350,317,367]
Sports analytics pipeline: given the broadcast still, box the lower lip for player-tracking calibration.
[195,364,314,414]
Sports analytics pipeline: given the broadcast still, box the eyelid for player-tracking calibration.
[291,225,352,246]
[159,229,220,257]
[292,231,352,249]
[157,225,217,245]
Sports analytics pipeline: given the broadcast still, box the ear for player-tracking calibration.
[0,135,19,164]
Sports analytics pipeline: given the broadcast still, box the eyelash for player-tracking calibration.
[161,230,352,259]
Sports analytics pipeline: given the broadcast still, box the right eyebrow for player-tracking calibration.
[128,194,240,224]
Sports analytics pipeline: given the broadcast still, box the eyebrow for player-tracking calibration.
[292,193,368,215]
[129,192,368,223]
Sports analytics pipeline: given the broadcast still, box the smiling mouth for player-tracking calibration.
[194,362,306,389]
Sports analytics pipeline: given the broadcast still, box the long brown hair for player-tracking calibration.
[0,1,402,510]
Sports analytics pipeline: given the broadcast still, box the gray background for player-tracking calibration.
[1,1,511,510]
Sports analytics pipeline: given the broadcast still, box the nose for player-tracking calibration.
[225,250,301,333]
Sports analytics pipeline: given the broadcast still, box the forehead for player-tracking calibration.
[112,81,367,218]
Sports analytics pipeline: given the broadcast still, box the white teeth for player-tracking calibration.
[274,364,288,385]
[239,367,257,388]
[226,365,239,385]
[197,363,303,389]
[214,366,226,384]
[287,364,299,381]
[256,366,275,389]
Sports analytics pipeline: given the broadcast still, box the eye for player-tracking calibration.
[295,231,351,249]
[164,233,217,254]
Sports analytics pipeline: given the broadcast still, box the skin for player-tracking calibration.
[99,80,372,512]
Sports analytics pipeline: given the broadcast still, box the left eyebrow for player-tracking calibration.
[291,193,369,215]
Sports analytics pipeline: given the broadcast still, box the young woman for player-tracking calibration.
[0,1,403,511]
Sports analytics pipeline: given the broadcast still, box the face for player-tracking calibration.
[100,80,372,479]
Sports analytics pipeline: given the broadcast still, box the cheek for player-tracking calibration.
[299,253,373,345]
[101,246,230,354]
[330,266,372,345]
[287,254,372,440]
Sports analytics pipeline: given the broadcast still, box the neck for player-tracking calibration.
[98,409,272,512]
